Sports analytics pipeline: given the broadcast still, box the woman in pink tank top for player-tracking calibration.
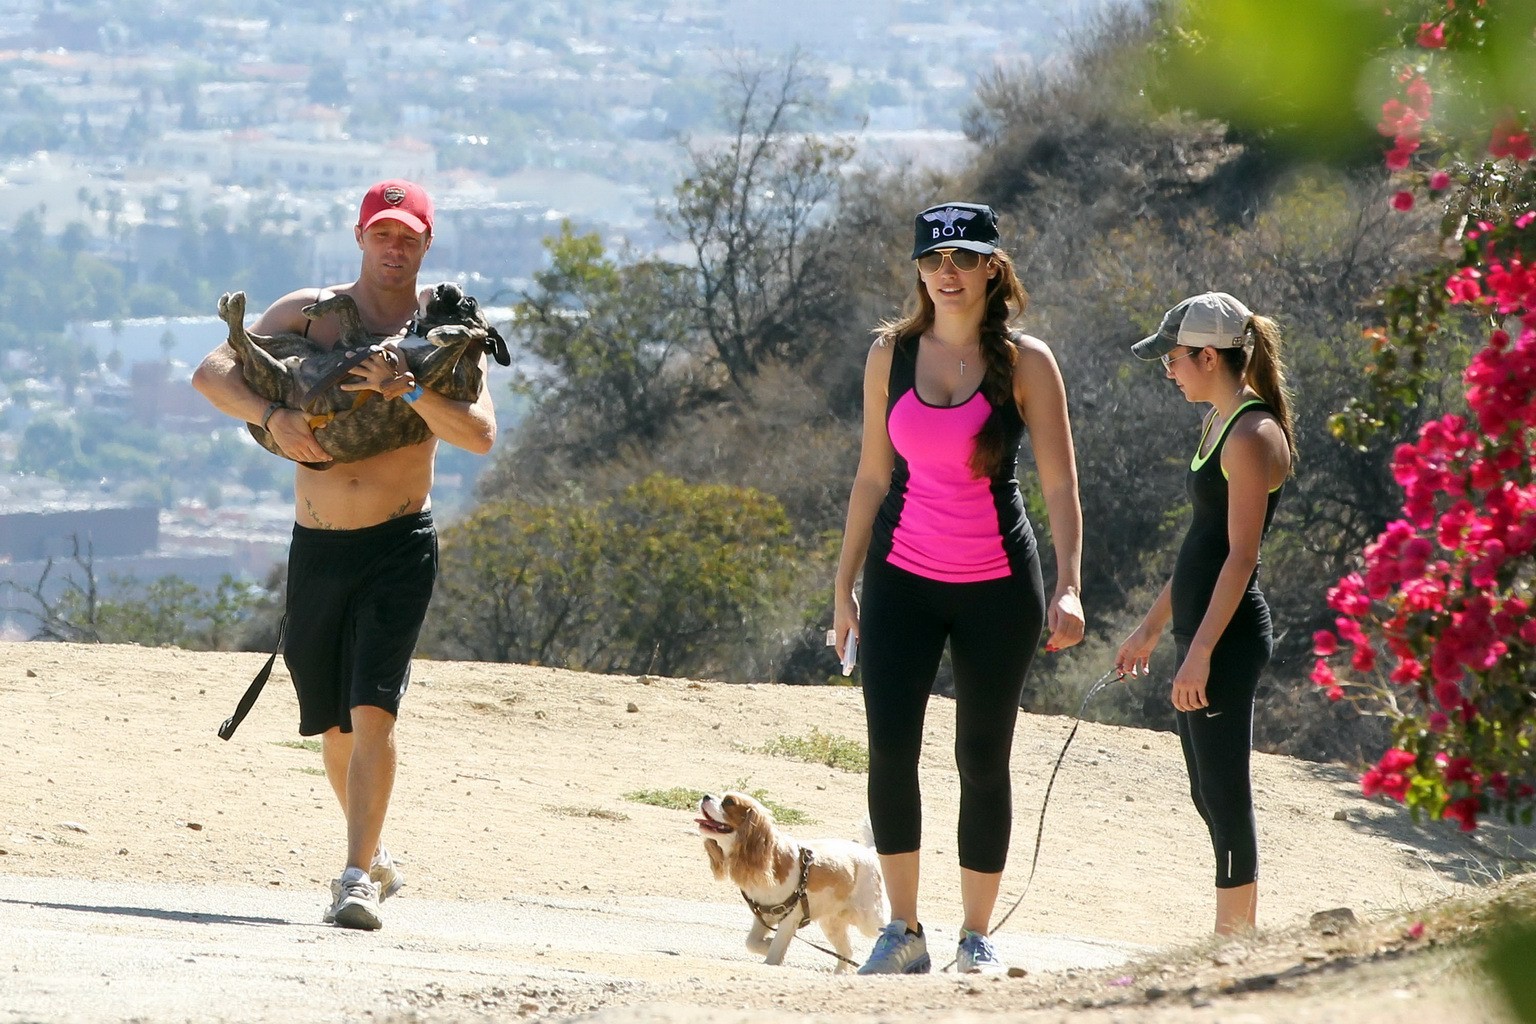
[832,201,1086,975]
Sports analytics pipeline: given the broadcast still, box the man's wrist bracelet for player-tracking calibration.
[401,384,424,404]
[259,401,284,430]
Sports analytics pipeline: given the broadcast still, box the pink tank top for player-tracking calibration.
[870,335,1034,582]
[883,388,1011,581]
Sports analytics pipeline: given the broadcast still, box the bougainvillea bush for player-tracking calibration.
[1312,1,1536,831]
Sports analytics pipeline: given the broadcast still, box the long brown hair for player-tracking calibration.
[875,248,1030,477]
[1218,313,1297,469]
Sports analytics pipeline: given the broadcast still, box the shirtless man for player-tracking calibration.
[192,179,496,929]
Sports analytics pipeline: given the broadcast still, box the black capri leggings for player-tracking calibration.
[1173,613,1270,889]
[858,554,1046,874]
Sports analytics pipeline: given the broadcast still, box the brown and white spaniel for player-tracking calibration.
[697,791,885,972]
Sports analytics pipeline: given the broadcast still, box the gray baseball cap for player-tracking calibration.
[1131,292,1253,360]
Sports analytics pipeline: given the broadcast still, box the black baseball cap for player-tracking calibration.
[911,202,1000,259]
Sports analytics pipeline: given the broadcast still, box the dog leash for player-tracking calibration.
[217,615,288,740]
[780,669,1118,976]
[939,665,1124,971]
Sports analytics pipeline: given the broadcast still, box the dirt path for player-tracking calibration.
[0,642,1527,1023]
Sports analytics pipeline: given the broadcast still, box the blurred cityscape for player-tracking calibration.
[0,0,1118,634]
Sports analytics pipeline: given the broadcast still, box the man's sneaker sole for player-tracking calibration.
[332,899,383,930]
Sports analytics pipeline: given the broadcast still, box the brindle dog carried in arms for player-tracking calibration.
[216,281,510,469]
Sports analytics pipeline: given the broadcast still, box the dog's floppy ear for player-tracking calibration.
[703,837,726,879]
[736,803,774,882]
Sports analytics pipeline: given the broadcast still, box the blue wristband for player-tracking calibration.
[401,384,424,404]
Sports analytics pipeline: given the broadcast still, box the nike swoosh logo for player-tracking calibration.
[1204,710,1224,718]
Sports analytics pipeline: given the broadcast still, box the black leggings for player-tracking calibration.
[858,555,1046,874]
[1173,625,1269,889]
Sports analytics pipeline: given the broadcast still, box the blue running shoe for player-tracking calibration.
[956,928,1006,974]
[856,920,931,975]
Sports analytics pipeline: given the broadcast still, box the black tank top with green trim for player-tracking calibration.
[1170,399,1283,640]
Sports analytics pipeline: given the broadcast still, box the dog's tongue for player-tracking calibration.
[696,817,731,833]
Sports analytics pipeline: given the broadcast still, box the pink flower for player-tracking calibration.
[1405,77,1433,117]
[1392,191,1416,211]
[1386,137,1420,171]
[1434,679,1463,709]
[1378,748,1418,773]
[1428,711,1449,733]
[1429,171,1451,191]
[1442,797,1480,831]
[1378,100,1424,139]
[1416,22,1447,48]
[1391,658,1424,685]
[1406,921,1426,941]
[1327,574,1372,616]
[1313,630,1339,657]
[1445,267,1485,304]
[1490,120,1536,161]
[1380,772,1411,801]
[1310,659,1338,690]
[1440,757,1478,786]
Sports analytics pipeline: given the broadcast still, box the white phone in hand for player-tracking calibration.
[840,630,858,676]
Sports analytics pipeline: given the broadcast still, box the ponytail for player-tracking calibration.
[1244,314,1297,469]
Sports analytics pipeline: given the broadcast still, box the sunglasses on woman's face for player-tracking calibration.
[1160,348,1196,370]
[916,248,986,274]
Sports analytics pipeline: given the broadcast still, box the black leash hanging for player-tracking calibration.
[217,615,287,741]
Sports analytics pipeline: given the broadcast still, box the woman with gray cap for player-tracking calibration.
[1115,291,1295,935]
[832,202,1084,974]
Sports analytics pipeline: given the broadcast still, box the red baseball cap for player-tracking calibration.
[357,179,434,235]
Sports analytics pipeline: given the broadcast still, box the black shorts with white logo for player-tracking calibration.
[282,510,437,736]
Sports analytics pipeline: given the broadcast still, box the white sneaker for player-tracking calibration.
[956,928,1006,974]
[370,846,404,901]
[326,867,382,930]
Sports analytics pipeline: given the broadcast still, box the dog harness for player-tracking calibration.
[740,847,814,930]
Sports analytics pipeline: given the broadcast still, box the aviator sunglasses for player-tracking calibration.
[1160,348,1196,370]
[916,248,987,274]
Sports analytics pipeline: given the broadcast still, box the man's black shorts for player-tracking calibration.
[282,510,437,735]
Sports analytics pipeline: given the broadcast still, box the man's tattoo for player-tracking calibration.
[385,499,413,520]
[303,498,336,530]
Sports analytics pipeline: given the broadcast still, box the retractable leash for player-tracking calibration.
[938,665,1125,972]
